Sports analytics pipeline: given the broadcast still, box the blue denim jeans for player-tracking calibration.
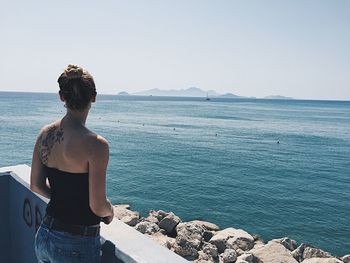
[35,221,101,263]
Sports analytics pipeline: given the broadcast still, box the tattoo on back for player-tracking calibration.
[38,126,64,165]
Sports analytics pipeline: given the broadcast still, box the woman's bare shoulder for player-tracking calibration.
[35,121,61,145]
[83,133,109,164]
[38,120,61,137]
[35,120,63,165]
[85,132,109,152]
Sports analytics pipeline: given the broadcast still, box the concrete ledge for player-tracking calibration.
[0,165,188,263]
[101,219,188,263]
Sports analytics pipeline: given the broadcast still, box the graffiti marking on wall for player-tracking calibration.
[23,198,33,227]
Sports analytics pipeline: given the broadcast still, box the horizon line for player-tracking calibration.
[1,90,350,102]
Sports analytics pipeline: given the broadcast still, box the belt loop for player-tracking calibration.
[83,227,88,236]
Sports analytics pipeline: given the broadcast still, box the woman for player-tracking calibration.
[30,64,114,263]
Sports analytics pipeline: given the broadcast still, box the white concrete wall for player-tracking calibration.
[0,165,188,263]
[0,172,10,263]
[0,165,48,263]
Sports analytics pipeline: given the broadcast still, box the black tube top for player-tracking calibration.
[44,165,101,226]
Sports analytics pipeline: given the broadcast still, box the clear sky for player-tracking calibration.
[0,0,349,100]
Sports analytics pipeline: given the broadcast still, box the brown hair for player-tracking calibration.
[58,64,97,111]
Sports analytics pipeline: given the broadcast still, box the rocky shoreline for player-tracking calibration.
[113,205,349,263]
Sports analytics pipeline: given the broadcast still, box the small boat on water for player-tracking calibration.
[205,93,210,101]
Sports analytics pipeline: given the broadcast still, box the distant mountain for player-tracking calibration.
[263,95,294,100]
[133,87,220,97]
[117,91,130,96]
[219,93,241,98]
[128,87,291,99]
[206,89,220,96]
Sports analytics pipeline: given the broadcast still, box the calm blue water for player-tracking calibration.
[1,91,349,256]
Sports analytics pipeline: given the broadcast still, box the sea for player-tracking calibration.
[0,91,349,256]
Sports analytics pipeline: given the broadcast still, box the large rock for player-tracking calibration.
[202,242,218,258]
[159,212,181,234]
[303,246,332,259]
[292,243,309,262]
[249,241,298,263]
[301,258,342,263]
[147,232,176,250]
[220,249,238,263]
[271,237,298,251]
[292,243,333,261]
[149,209,169,221]
[226,235,254,251]
[173,242,199,260]
[174,222,205,259]
[176,222,204,248]
[189,220,220,231]
[342,255,350,263]
[113,205,140,226]
[210,228,254,253]
[134,221,160,235]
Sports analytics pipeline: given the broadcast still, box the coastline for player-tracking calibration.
[113,204,350,263]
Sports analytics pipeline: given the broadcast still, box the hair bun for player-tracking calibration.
[65,64,84,80]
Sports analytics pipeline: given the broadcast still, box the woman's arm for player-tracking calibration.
[30,135,51,199]
[88,135,114,221]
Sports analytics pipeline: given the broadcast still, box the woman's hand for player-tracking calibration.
[101,214,113,224]
[101,205,114,224]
